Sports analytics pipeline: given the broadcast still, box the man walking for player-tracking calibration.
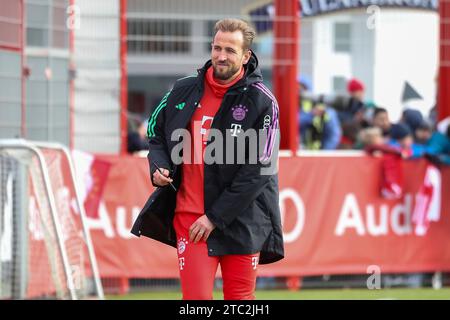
[131,18,284,300]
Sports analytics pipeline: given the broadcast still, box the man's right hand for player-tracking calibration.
[153,168,173,187]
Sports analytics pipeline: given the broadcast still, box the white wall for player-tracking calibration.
[312,13,353,95]
[74,0,121,154]
[373,9,438,122]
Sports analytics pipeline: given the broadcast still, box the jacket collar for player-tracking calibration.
[196,51,263,91]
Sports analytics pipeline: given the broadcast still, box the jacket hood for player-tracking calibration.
[197,51,263,88]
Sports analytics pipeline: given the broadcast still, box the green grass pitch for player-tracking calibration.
[107,288,450,300]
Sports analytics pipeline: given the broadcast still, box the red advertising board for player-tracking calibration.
[80,154,450,278]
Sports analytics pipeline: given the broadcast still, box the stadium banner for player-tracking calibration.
[70,154,450,278]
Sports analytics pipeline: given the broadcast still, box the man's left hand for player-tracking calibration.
[189,215,216,243]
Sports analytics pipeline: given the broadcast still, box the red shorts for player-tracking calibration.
[173,212,259,300]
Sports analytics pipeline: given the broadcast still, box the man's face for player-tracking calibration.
[211,30,251,82]
[373,111,390,132]
[400,135,413,149]
[415,128,432,144]
[352,90,364,101]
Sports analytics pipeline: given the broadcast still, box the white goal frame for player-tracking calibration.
[0,139,104,300]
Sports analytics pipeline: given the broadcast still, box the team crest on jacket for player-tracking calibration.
[178,237,188,254]
[232,105,248,121]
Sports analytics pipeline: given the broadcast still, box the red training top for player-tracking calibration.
[175,66,244,214]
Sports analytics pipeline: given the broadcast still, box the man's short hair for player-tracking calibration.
[373,107,388,118]
[214,18,256,51]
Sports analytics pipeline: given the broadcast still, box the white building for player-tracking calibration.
[127,0,439,123]
[1,1,439,153]
[307,4,438,122]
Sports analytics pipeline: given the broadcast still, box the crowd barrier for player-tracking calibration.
[75,153,450,283]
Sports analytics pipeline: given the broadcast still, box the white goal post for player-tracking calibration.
[0,139,104,300]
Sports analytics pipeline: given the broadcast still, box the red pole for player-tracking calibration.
[69,0,75,149]
[120,0,128,155]
[20,0,26,138]
[273,0,299,153]
[438,0,450,121]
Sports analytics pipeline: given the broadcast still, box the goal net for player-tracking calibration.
[0,140,103,300]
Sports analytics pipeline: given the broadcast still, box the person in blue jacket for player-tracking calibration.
[297,75,342,150]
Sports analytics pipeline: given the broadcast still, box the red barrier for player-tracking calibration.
[78,154,450,278]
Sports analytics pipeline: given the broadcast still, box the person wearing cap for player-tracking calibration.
[401,108,423,132]
[388,123,431,159]
[347,78,365,101]
[400,108,429,144]
[414,120,433,145]
[344,78,366,120]
[336,78,367,148]
[387,120,450,165]
[388,123,414,157]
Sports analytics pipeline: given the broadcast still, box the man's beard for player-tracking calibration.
[213,63,240,81]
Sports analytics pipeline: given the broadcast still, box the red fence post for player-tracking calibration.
[21,0,26,138]
[273,0,299,153]
[120,0,128,154]
[438,0,450,121]
[69,0,75,149]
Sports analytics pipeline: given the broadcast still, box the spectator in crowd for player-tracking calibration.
[371,107,391,138]
[387,116,450,165]
[298,75,342,150]
[347,78,365,100]
[363,124,407,200]
[388,122,434,159]
[361,100,376,128]
[401,108,424,137]
[388,123,416,157]
[341,78,366,122]
[336,78,366,148]
[399,109,439,152]
[355,126,384,149]
[425,118,450,165]
[414,120,433,145]
[127,117,149,154]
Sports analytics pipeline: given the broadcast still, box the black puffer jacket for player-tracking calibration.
[130,52,284,264]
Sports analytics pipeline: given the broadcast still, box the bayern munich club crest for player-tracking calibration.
[178,237,188,254]
[232,105,248,121]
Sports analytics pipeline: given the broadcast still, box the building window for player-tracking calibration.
[334,22,351,53]
[205,20,215,52]
[333,76,347,94]
[0,0,22,49]
[127,19,191,54]
[26,0,69,48]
